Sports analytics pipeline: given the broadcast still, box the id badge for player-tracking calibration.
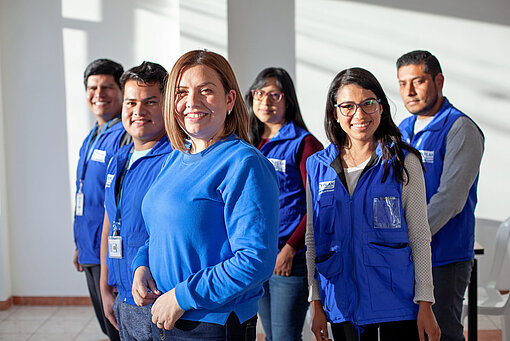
[108,236,123,259]
[75,192,84,216]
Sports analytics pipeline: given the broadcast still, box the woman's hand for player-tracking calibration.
[311,300,331,341]
[417,301,441,341]
[151,288,185,330]
[274,244,296,276]
[132,266,161,306]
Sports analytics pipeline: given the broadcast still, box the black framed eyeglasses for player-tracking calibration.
[251,89,284,103]
[334,98,381,117]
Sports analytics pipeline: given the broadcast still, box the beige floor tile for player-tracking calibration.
[0,319,44,334]
[50,306,95,321]
[36,319,86,334]
[7,306,58,321]
[74,333,109,341]
[27,333,78,341]
[0,310,13,322]
[0,334,31,341]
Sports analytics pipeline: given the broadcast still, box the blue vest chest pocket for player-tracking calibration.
[362,242,415,312]
[373,196,401,229]
[316,191,336,235]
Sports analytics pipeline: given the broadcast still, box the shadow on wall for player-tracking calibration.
[338,0,510,27]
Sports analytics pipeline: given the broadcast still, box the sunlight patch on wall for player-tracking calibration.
[62,0,102,22]
[62,28,91,214]
[133,3,180,70]
[179,0,227,56]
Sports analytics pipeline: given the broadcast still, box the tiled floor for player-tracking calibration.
[0,306,107,341]
[0,305,503,340]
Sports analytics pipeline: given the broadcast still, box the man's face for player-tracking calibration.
[122,80,165,150]
[398,63,443,117]
[86,74,122,124]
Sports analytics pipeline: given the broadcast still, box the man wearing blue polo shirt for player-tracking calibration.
[397,50,484,341]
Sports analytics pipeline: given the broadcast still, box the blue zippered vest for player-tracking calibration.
[307,144,418,325]
[259,122,310,249]
[399,98,480,267]
[104,137,172,305]
[74,119,126,264]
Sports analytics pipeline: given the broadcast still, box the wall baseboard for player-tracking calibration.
[0,296,91,310]
[0,296,13,310]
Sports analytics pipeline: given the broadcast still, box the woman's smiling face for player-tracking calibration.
[175,64,236,152]
[335,83,382,145]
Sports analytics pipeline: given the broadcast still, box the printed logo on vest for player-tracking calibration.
[419,150,434,163]
[91,149,106,163]
[105,174,115,188]
[319,180,335,195]
[268,158,286,172]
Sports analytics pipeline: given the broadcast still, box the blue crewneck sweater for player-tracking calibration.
[133,135,279,324]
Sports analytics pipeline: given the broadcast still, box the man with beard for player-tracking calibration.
[397,50,484,341]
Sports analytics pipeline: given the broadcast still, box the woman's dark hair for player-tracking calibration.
[325,67,422,183]
[245,67,308,147]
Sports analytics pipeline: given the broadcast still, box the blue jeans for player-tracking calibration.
[258,251,309,341]
[432,259,473,341]
[151,313,257,340]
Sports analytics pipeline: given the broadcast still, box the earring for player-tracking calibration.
[227,110,231,116]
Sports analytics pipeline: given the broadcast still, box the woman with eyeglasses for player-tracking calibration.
[245,67,323,341]
[305,67,441,341]
[131,50,280,341]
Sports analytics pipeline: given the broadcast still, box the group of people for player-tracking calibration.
[72,49,484,341]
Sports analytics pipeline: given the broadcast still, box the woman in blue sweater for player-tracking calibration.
[305,68,441,341]
[245,67,323,341]
[131,50,280,341]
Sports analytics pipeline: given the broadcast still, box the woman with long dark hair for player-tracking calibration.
[305,67,441,341]
[246,67,323,340]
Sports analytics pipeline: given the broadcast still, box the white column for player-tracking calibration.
[0,43,12,303]
[227,0,295,95]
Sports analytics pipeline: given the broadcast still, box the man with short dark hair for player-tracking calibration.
[397,50,484,341]
[99,61,171,341]
[73,58,129,341]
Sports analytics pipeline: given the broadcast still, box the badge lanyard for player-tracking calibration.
[112,150,133,237]
[75,118,115,216]
[109,150,132,259]
[80,119,114,183]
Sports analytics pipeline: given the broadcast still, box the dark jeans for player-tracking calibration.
[258,251,309,341]
[331,320,419,341]
[152,312,257,341]
[83,264,120,341]
[433,259,473,341]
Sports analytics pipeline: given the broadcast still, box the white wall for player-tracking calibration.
[0,0,508,298]
[0,0,179,298]
[296,0,510,222]
[227,0,295,96]
[0,42,12,301]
